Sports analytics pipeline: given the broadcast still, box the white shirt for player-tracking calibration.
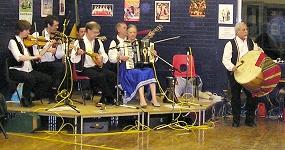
[33,29,65,62]
[108,35,126,63]
[70,35,108,68]
[8,36,33,72]
[222,36,261,71]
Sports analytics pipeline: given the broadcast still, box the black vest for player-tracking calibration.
[7,36,34,68]
[229,38,254,65]
[77,39,101,71]
[227,38,254,76]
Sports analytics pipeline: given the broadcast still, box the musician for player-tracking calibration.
[32,15,65,102]
[70,21,116,105]
[108,22,128,73]
[222,22,262,127]
[77,23,86,40]
[7,20,53,107]
[109,24,160,107]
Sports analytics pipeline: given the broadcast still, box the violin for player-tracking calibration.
[24,35,48,47]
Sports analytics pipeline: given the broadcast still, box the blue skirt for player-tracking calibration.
[119,63,156,104]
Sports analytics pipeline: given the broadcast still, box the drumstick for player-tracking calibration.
[236,60,244,69]
[231,60,244,75]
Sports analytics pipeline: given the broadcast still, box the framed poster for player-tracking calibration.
[19,0,33,23]
[59,0,65,16]
[41,0,53,17]
[218,4,233,24]
[124,0,140,22]
[189,0,206,17]
[92,4,113,17]
[155,1,170,22]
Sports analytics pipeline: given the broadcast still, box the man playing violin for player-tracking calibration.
[222,22,262,127]
[7,20,53,107]
[32,15,65,102]
[71,21,116,105]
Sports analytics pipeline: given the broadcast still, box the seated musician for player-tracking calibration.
[109,24,160,108]
[222,22,263,127]
[7,20,53,107]
[70,21,116,105]
[32,15,65,102]
[108,21,128,73]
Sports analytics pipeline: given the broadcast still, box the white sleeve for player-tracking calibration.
[32,45,40,56]
[70,40,81,63]
[8,39,22,62]
[108,40,118,63]
[55,44,65,59]
[98,40,108,63]
[222,41,235,71]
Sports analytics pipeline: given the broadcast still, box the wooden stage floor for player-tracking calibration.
[2,95,285,149]
[6,95,215,134]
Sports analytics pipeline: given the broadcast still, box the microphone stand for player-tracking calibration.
[46,33,81,113]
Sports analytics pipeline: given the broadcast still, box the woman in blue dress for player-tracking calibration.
[114,24,160,107]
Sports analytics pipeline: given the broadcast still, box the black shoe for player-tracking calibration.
[232,116,240,127]
[245,119,256,127]
[245,115,256,127]
[82,91,91,100]
[232,121,240,127]
[20,98,33,107]
[99,96,107,104]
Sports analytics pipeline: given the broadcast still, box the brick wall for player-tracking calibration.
[0,0,237,96]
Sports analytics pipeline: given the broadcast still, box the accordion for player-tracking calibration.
[124,39,155,69]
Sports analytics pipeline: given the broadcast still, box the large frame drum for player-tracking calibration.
[234,50,281,97]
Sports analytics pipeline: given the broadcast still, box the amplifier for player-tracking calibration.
[149,115,170,128]
[5,112,40,133]
[83,120,109,133]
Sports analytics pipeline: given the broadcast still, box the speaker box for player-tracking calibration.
[5,112,41,133]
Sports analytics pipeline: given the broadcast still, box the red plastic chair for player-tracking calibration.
[172,54,199,98]
[172,54,197,78]
[71,63,90,105]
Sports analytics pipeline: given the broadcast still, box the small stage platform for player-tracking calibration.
[6,96,217,134]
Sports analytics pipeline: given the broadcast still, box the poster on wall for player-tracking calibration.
[218,4,233,24]
[219,26,235,39]
[19,0,33,23]
[92,4,113,17]
[189,0,206,17]
[155,1,170,22]
[59,0,65,16]
[41,0,53,17]
[124,0,140,22]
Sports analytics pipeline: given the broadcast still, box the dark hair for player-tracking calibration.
[44,15,59,27]
[15,20,31,35]
[76,23,85,32]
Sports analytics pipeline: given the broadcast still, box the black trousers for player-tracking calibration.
[34,61,65,88]
[228,73,258,122]
[83,66,116,99]
[9,69,52,99]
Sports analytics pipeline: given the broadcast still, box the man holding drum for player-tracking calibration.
[222,22,263,127]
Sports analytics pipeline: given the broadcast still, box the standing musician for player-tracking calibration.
[70,21,116,105]
[109,24,160,108]
[32,15,65,102]
[7,20,53,107]
[222,22,263,127]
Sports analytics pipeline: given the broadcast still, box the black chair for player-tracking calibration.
[5,59,43,105]
[0,93,8,139]
[5,59,21,101]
